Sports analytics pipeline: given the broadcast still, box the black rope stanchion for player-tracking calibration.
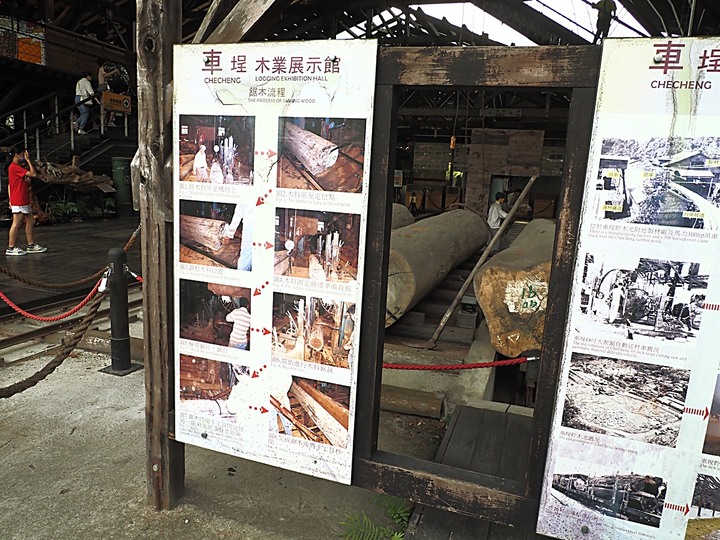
[100,247,142,376]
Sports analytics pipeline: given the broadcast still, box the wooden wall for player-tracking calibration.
[465,128,544,212]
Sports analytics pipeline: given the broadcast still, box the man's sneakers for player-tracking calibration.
[6,244,47,256]
[26,243,47,253]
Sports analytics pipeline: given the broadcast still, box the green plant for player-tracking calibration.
[340,496,412,540]
[46,196,80,222]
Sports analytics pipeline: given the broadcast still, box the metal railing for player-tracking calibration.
[0,93,132,161]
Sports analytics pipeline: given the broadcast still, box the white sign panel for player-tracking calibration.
[172,40,377,484]
[537,38,720,539]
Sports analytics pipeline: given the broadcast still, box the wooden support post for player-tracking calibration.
[353,83,396,461]
[527,87,598,498]
[137,0,185,510]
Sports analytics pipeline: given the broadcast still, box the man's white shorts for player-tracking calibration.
[11,205,31,214]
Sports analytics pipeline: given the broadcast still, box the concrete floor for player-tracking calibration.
[0,348,444,540]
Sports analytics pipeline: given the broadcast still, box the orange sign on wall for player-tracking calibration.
[102,91,132,114]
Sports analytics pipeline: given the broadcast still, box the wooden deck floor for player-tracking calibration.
[0,216,141,316]
[406,403,549,539]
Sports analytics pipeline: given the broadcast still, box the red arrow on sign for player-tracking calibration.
[684,406,710,420]
[260,406,269,414]
[663,502,690,516]
[253,288,262,296]
[264,241,273,249]
[254,149,278,158]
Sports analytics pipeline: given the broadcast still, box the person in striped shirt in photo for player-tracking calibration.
[226,297,251,350]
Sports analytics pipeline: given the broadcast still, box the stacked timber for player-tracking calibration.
[391,203,415,230]
[473,219,555,357]
[386,209,490,327]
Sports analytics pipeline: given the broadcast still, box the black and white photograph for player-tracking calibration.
[179,114,255,185]
[550,469,666,529]
[594,137,720,229]
[277,117,366,193]
[690,474,720,522]
[272,292,355,368]
[562,353,690,447]
[179,279,253,351]
[179,199,254,271]
[274,208,360,282]
[577,253,709,343]
[703,375,720,457]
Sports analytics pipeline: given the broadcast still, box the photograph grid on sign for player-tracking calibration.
[179,199,254,271]
[576,253,708,344]
[562,353,689,447]
[179,114,255,185]
[592,137,720,230]
[179,278,253,351]
[271,292,355,369]
[274,208,360,282]
[277,117,366,193]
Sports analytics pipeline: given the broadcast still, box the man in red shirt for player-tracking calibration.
[6,148,47,256]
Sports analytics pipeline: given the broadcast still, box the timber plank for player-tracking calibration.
[440,407,484,470]
[468,409,508,476]
[499,412,533,484]
[352,451,537,529]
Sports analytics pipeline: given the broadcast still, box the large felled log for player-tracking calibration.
[473,219,555,357]
[179,215,224,251]
[386,209,490,327]
[283,122,338,176]
[391,203,415,229]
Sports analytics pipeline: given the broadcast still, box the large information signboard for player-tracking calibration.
[537,38,720,539]
[172,40,377,484]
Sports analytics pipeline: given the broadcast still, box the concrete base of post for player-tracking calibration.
[99,363,143,376]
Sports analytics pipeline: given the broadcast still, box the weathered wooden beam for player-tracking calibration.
[354,83,396,460]
[205,0,280,43]
[377,46,601,88]
[527,87,598,499]
[137,0,185,511]
[468,0,588,45]
[352,451,539,529]
[296,378,349,429]
[380,384,443,419]
[292,381,348,447]
[191,0,230,44]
